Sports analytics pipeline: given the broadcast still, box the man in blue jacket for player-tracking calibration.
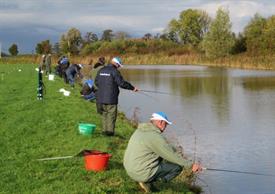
[65,64,83,87]
[95,57,138,136]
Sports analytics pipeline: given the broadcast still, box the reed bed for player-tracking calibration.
[1,53,274,70]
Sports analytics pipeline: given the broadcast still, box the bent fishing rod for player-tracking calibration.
[202,167,275,177]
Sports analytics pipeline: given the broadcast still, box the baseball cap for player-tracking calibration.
[112,57,123,67]
[150,112,172,125]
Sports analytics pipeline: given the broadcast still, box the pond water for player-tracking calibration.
[119,65,275,194]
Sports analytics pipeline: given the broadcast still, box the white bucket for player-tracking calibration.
[63,91,70,96]
[49,74,54,81]
[59,88,65,93]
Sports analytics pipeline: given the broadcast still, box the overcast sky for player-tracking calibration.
[0,0,274,53]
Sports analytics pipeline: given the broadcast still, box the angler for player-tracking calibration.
[123,112,202,193]
[95,57,138,136]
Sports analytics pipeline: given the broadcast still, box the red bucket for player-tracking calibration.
[84,150,112,172]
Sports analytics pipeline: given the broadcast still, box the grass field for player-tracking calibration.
[0,63,198,194]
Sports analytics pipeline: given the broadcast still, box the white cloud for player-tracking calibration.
[194,1,275,32]
[0,12,35,24]
[1,0,275,52]
[151,27,165,33]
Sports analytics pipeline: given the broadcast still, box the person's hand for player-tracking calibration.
[133,87,139,92]
[192,163,202,172]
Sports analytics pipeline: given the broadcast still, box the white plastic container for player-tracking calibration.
[48,74,54,81]
[63,90,70,96]
[59,88,65,93]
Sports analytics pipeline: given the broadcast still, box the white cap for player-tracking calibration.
[78,64,83,69]
[150,112,172,125]
[111,57,123,67]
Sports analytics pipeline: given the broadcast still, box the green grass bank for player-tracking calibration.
[0,63,198,194]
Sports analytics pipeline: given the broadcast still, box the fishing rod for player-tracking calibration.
[202,167,275,177]
[139,89,175,95]
[138,91,159,101]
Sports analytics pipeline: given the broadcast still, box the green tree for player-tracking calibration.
[231,33,247,54]
[8,44,18,56]
[101,29,114,41]
[168,9,211,46]
[142,33,152,40]
[84,32,98,44]
[202,7,234,58]
[160,31,179,42]
[53,42,60,55]
[35,40,52,54]
[263,15,275,53]
[244,14,266,54]
[59,27,82,55]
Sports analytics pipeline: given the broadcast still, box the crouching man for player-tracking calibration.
[80,79,96,101]
[123,112,202,193]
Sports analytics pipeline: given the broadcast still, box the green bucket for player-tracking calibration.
[78,123,96,135]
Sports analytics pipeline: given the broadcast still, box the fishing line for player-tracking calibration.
[138,91,159,101]
[139,89,182,97]
[202,167,275,177]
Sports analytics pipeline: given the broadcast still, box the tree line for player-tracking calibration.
[7,7,275,58]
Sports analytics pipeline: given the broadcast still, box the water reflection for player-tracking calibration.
[121,66,231,124]
[242,77,275,90]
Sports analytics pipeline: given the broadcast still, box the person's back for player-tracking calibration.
[39,54,46,70]
[66,64,83,87]
[95,64,135,104]
[45,54,51,65]
[95,65,120,104]
[124,123,162,182]
[66,64,78,75]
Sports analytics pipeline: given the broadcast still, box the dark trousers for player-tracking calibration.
[147,161,182,183]
[102,104,117,133]
[66,72,75,86]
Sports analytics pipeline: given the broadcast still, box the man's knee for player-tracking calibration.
[173,164,183,174]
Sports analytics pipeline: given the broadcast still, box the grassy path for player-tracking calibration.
[0,63,195,194]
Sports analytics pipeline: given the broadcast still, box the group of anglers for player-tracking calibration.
[40,55,202,193]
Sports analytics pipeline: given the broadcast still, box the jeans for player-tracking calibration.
[83,92,96,100]
[147,161,182,183]
[66,73,75,86]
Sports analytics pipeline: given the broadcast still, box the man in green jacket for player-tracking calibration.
[123,112,202,193]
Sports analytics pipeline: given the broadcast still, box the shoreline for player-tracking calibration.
[1,54,274,71]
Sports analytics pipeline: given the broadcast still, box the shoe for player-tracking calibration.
[103,131,114,136]
[138,182,151,193]
[150,183,160,192]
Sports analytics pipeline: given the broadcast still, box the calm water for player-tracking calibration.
[119,65,275,194]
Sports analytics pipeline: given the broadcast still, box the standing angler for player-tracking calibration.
[45,54,52,75]
[39,54,46,71]
[95,57,138,136]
